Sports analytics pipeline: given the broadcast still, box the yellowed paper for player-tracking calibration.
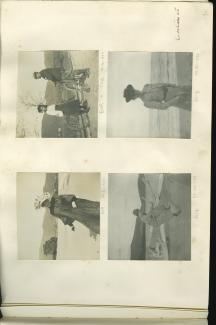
[0,0,212,319]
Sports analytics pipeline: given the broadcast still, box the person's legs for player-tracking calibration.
[148,225,154,246]
[169,203,181,216]
[82,84,91,92]
[166,85,191,99]
[73,68,90,78]
[80,100,90,113]
[165,85,192,109]
[159,223,166,243]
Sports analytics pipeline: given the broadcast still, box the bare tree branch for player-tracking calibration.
[19,93,46,109]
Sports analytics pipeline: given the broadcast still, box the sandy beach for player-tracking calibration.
[149,52,192,138]
[138,173,191,260]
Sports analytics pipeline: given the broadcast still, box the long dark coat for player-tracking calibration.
[40,68,63,82]
[55,100,82,115]
[49,194,100,234]
[40,68,89,83]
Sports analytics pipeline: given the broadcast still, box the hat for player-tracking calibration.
[37,105,47,113]
[34,192,51,209]
[33,72,40,79]
[123,84,136,102]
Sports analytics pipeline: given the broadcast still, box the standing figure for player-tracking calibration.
[133,174,181,258]
[123,83,192,110]
[34,191,100,235]
[33,67,90,85]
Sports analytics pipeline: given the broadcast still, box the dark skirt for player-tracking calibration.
[50,195,100,234]
[55,100,81,115]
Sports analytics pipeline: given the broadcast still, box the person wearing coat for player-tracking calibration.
[37,99,90,116]
[34,192,100,235]
[33,68,90,85]
[123,83,192,110]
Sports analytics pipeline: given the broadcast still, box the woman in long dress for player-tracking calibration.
[123,83,192,110]
[34,192,100,235]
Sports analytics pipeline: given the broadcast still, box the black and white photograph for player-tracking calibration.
[16,50,99,138]
[107,52,193,138]
[108,173,191,260]
[17,173,100,259]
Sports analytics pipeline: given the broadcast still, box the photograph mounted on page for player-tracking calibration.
[107,52,193,138]
[17,173,100,260]
[16,50,99,138]
[108,173,191,260]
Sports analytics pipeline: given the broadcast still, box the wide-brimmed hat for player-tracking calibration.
[34,192,51,209]
[33,72,40,79]
[123,84,136,102]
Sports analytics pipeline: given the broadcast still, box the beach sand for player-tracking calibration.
[150,52,192,138]
[143,174,191,260]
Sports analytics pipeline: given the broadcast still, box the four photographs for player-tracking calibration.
[16,51,193,261]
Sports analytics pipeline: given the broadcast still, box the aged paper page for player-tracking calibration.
[0,0,212,319]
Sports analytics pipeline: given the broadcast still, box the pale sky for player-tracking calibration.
[59,173,100,202]
[17,173,46,259]
[108,173,140,259]
[17,51,47,103]
[16,52,47,137]
[107,52,151,137]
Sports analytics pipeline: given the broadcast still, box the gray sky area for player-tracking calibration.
[108,173,140,259]
[17,173,46,259]
[18,51,47,103]
[107,52,151,137]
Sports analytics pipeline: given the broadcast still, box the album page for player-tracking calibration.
[0,0,212,319]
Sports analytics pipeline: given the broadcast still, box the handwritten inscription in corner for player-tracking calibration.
[174,7,181,41]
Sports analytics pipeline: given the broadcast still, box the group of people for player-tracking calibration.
[33,66,91,117]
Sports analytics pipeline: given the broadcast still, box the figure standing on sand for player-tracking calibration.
[123,83,192,110]
[133,174,181,258]
[33,67,90,85]
[34,191,100,235]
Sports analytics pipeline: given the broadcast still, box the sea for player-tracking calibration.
[149,52,192,138]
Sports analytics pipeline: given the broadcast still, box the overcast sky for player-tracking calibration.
[17,51,47,103]
[17,172,46,259]
[108,173,140,259]
[107,52,151,137]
